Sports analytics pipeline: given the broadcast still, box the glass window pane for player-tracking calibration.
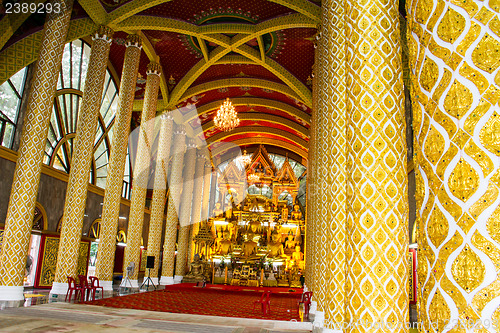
[9,67,27,95]
[0,83,20,121]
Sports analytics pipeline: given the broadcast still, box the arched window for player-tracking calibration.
[42,39,132,198]
[0,67,27,148]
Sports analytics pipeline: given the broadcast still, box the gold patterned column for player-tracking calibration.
[407,0,500,330]
[95,34,142,291]
[309,1,348,329]
[201,159,212,222]
[0,0,74,302]
[50,26,114,296]
[175,139,198,280]
[123,62,161,287]
[188,150,207,261]
[160,124,186,285]
[145,113,173,285]
[305,29,320,295]
[345,0,408,331]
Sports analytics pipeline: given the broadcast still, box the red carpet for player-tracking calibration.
[87,283,303,321]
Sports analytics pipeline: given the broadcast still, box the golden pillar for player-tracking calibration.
[145,113,173,284]
[160,124,186,285]
[123,62,161,287]
[95,35,141,291]
[309,1,348,328]
[345,0,408,330]
[188,150,207,261]
[0,0,74,302]
[50,26,113,296]
[407,0,500,330]
[175,139,198,279]
[201,159,212,222]
[305,29,320,294]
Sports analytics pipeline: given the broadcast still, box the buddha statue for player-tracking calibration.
[241,232,258,258]
[183,254,205,283]
[248,217,262,234]
[290,204,303,221]
[285,234,296,250]
[213,202,223,218]
[267,233,285,258]
[217,230,233,256]
[291,245,304,263]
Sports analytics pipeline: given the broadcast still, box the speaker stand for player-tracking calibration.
[140,268,156,291]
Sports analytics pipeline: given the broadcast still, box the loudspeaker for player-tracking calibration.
[146,256,155,269]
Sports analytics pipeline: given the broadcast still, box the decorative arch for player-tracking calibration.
[33,202,48,231]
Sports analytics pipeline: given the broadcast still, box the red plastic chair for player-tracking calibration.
[298,291,313,318]
[88,276,104,301]
[65,276,84,302]
[77,275,91,302]
[253,291,272,315]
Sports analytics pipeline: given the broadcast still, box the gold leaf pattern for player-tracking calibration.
[479,112,500,156]
[451,244,485,292]
[448,158,479,202]
[471,34,500,74]
[487,204,500,245]
[437,7,466,43]
[420,56,439,92]
[424,126,446,165]
[444,80,474,119]
[429,289,451,332]
[427,206,449,248]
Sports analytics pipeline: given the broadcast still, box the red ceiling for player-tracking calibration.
[176,87,311,114]
[139,0,295,23]
[193,64,282,87]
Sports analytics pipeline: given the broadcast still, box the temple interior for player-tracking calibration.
[0,0,499,332]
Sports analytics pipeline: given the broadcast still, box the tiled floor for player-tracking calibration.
[0,302,312,333]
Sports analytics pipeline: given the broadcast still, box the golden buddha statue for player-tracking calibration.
[183,254,205,283]
[241,232,258,258]
[290,204,303,221]
[285,234,296,250]
[217,230,233,256]
[248,217,262,234]
[267,233,285,258]
[291,245,304,263]
[213,202,224,218]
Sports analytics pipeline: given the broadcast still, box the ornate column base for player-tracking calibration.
[160,276,175,285]
[0,286,24,302]
[49,282,68,301]
[174,275,183,283]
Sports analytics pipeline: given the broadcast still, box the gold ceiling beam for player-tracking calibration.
[188,96,310,125]
[203,113,309,138]
[210,137,308,161]
[181,78,301,106]
[106,0,173,27]
[79,0,107,25]
[267,0,320,22]
[234,44,312,106]
[197,37,210,62]
[206,126,308,150]
[257,35,266,62]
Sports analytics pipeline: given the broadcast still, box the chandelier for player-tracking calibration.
[237,149,251,167]
[214,98,240,132]
[247,173,260,184]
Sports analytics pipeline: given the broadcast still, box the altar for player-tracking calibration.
[187,146,306,289]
